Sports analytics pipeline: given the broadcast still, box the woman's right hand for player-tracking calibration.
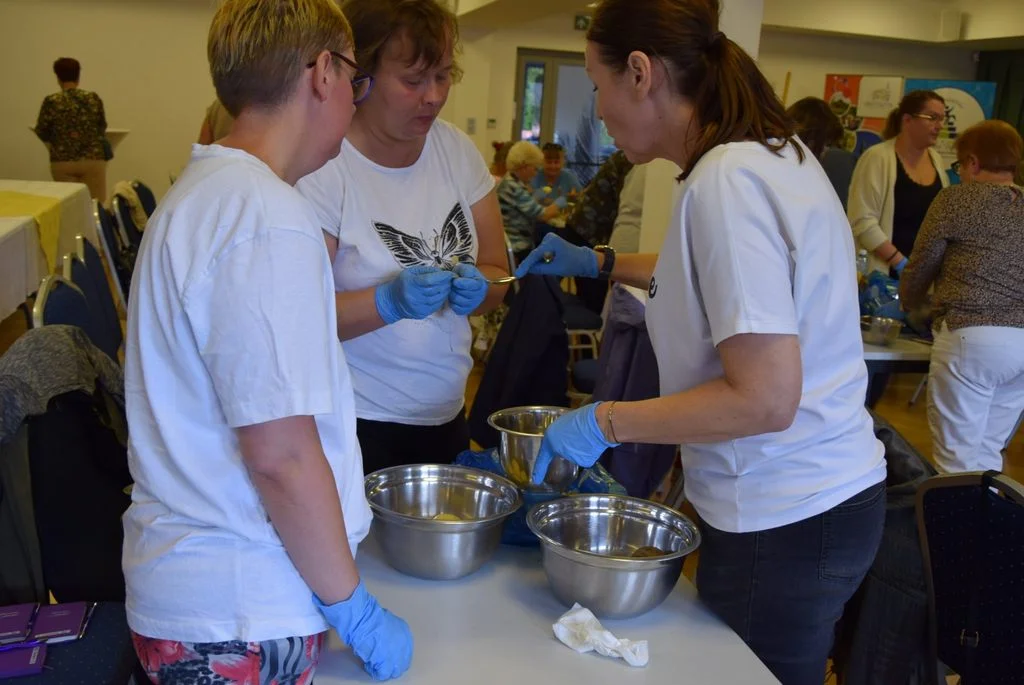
[514,233,599,279]
[374,266,454,325]
[316,581,413,681]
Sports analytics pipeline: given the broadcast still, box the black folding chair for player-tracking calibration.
[917,471,1024,685]
[131,179,157,217]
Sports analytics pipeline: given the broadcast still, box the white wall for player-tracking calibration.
[758,29,977,107]
[0,0,217,199]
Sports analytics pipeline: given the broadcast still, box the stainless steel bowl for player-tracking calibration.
[487,406,580,491]
[365,465,521,580]
[861,315,902,346]
[527,494,701,618]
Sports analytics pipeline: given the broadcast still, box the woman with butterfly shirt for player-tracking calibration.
[297,0,509,473]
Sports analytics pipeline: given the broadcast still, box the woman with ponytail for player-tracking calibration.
[514,1,884,682]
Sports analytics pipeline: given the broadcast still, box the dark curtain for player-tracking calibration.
[977,50,1024,134]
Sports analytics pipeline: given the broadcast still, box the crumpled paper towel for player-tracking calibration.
[552,603,649,667]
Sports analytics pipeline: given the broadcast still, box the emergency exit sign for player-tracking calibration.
[574,14,591,30]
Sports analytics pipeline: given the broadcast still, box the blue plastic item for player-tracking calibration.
[454,448,626,546]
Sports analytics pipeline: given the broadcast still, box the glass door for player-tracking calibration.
[513,49,615,185]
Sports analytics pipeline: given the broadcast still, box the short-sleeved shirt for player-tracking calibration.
[497,173,544,254]
[34,89,107,162]
[645,140,886,533]
[122,144,371,643]
[532,168,582,203]
[297,119,494,425]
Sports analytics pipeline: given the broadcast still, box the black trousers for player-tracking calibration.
[357,412,470,474]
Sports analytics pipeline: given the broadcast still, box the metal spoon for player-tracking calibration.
[484,252,555,285]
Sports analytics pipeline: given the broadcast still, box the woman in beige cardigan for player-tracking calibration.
[848,90,951,275]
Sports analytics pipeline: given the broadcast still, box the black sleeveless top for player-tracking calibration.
[891,153,942,257]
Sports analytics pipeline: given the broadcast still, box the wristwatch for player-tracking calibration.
[594,244,616,280]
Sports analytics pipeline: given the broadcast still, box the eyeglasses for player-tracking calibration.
[306,51,374,105]
[911,112,946,125]
[951,160,962,173]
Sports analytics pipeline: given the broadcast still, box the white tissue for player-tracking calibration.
[552,603,649,668]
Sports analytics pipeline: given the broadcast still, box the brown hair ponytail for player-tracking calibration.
[587,0,800,179]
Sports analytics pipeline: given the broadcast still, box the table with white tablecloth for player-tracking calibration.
[0,216,46,321]
[0,179,97,271]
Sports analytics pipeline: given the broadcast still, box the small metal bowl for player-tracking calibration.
[861,315,902,346]
[527,494,701,619]
[365,465,521,580]
[488,406,580,492]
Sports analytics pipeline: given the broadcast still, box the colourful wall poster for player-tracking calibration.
[903,79,997,170]
[824,74,895,160]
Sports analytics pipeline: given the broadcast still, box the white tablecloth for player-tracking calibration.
[315,534,780,684]
[0,216,45,321]
[0,179,97,271]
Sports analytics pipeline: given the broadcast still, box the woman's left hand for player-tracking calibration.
[532,403,620,484]
[448,262,489,315]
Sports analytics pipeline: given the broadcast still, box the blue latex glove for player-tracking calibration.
[532,403,619,485]
[375,265,454,325]
[893,257,908,274]
[448,262,489,316]
[514,233,599,280]
[315,581,413,681]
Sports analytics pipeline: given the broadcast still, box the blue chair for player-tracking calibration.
[64,243,121,362]
[93,201,130,307]
[131,179,157,217]
[917,471,1024,685]
[31,275,110,362]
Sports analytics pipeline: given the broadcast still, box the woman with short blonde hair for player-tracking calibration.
[124,1,412,682]
[497,140,561,259]
[901,120,1024,474]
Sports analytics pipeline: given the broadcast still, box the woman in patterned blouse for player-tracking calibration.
[901,120,1024,474]
[34,57,108,201]
[496,140,561,262]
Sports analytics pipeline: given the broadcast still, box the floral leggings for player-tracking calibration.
[131,631,326,685]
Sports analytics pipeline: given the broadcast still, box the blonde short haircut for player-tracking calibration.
[506,141,544,172]
[208,0,353,117]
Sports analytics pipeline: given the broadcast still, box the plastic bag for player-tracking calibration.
[859,270,905,321]
[454,448,626,546]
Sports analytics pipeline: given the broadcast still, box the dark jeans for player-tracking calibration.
[356,413,469,475]
[696,481,886,685]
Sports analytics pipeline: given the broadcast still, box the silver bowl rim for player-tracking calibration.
[364,463,522,529]
[526,493,701,568]
[486,405,572,438]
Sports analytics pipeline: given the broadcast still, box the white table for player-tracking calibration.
[863,336,932,407]
[315,535,780,684]
[0,179,97,271]
[0,216,45,321]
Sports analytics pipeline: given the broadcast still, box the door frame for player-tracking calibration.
[512,48,586,144]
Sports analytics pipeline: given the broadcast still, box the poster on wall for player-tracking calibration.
[823,74,897,159]
[903,79,997,170]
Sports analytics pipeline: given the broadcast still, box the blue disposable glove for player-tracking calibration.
[893,257,908,274]
[448,262,489,316]
[532,403,619,485]
[514,233,599,280]
[315,581,413,681]
[375,265,454,325]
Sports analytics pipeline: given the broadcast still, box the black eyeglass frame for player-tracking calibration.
[306,50,374,105]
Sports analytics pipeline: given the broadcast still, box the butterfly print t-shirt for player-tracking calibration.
[297,119,494,425]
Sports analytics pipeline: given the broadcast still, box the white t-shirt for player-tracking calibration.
[122,145,372,643]
[297,120,494,425]
[646,140,886,534]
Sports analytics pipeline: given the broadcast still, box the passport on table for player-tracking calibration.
[0,642,47,677]
[0,603,38,644]
[29,602,93,644]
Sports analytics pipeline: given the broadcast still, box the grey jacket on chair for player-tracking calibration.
[0,325,124,604]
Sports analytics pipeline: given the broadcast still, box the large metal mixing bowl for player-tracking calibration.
[487,406,579,491]
[365,465,521,580]
[527,494,701,618]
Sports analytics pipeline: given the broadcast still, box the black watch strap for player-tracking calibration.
[594,245,615,280]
